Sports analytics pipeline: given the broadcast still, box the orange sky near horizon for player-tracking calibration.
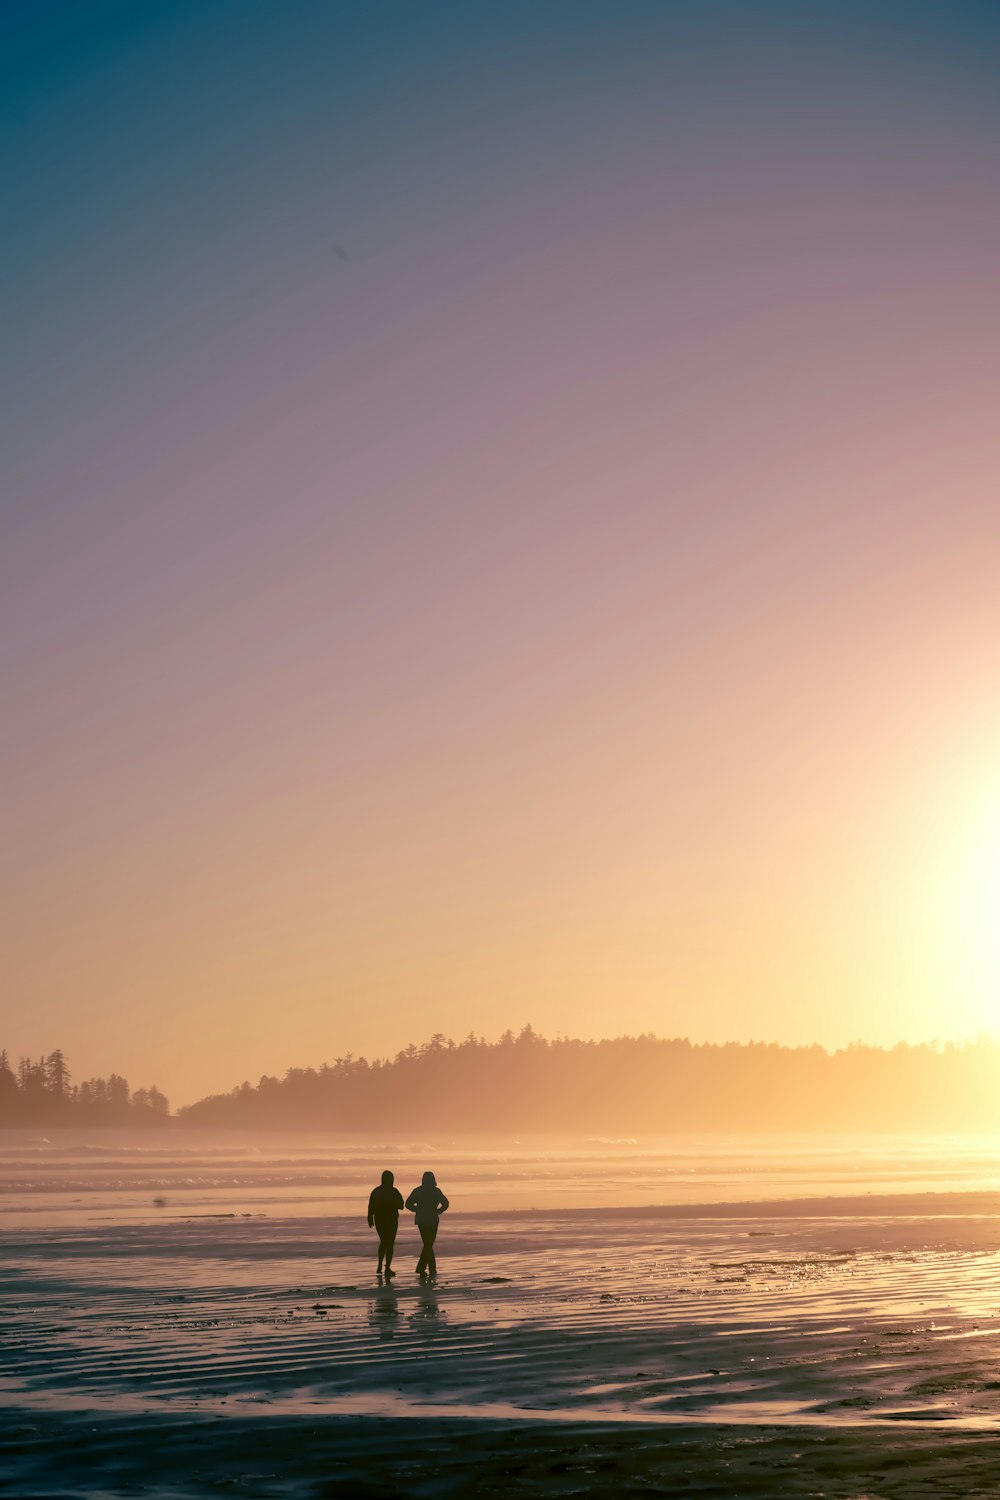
[4,4,1000,1105]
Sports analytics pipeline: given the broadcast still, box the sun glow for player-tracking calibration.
[936,765,1000,1040]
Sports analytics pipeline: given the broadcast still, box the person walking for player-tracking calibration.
[367,1169,404,1278]
[405,1171,449,1277]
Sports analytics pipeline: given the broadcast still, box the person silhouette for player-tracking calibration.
[405,1171,449,1277]
[367,1169,404,1278]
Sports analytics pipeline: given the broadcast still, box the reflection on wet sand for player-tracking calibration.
[411,1283,443,1327]
[367,1283,400,1340]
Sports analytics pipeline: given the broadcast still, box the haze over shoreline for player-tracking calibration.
[5,1027,1000,1130]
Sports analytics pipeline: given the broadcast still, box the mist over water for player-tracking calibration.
[6,1131,1000,1228]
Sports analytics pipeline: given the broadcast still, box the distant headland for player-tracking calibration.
[5,1029,1000,1132]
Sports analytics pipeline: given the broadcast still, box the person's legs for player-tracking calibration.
[417,1225,433,1274]
[421,1223,438,1275]
[375,1219,396,1274]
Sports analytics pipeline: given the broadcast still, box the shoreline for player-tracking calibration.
[8,1188,1000,1221]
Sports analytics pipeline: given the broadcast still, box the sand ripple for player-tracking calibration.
[4,1209,1000,1432]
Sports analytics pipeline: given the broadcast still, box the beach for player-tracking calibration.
[5,1134,1000,1496]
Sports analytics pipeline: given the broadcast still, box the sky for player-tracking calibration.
[3,2,1000,1105]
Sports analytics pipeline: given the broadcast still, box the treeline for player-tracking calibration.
[177,1026,1000,1132]
[0,1049,169,1125]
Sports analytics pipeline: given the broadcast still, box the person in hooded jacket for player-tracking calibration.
[405,1171,449,1276]
[367,1169,405,1277]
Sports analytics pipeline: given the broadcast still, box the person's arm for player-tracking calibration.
[367,1189,376,1227]
[405,1189,418,1212]
[393,1188,405,1209]
[437,1191,450,1214]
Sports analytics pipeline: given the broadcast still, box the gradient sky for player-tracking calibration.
[4,2,1000,1104]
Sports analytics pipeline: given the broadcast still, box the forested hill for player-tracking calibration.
[177,1028,1000,1132]
[0,1050,169,1125]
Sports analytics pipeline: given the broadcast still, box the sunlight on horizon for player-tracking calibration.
[939,760,1000,1039]
[4,2,1000,1103]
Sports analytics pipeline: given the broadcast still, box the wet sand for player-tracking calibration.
[8,1410,1000,1498]
[5,1198,1000,1495]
